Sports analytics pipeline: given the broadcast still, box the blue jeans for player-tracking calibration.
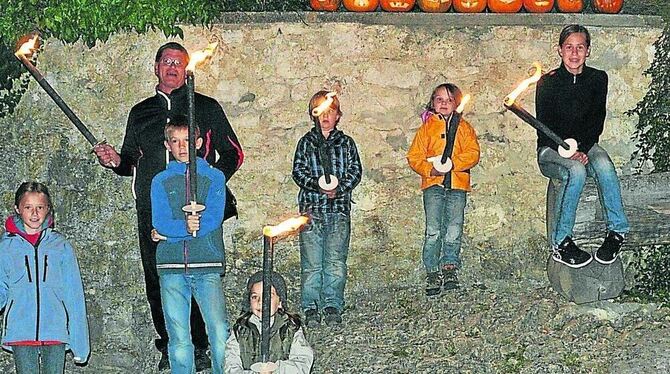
[300,212,351,313]
[422,185,467,272]
[160,273,229,374]
[13,344,65,374]
[538,144,629,246]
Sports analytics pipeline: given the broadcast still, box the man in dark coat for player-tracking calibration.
[94,42,243,371]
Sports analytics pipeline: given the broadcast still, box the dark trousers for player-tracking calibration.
[137,210,209,352]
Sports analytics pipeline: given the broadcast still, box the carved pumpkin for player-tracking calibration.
[310,0,341,11]
[418,0,452,12]
[592,0,623,13]
[452,0,486,12]
[343,0,380,11]
[556,0,583,12]
[523,0,554,12]
[488,0,523,12]
[380,0,416,11]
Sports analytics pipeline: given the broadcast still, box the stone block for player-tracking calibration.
[547,255,625,304]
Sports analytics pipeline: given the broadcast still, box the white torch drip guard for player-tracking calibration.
[318,175,339,191]
[428,156,453,174]
[181,202,206,214]
[558,138,578,159]
[250,361,278,373]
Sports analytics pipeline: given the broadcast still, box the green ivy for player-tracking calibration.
[629,23,670,172]
[623,244,670,307]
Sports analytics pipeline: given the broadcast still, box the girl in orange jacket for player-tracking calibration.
[407,83,480,296]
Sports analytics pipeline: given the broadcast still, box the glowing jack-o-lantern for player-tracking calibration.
[310,0,341,11]
[488,0,523,12]
[592,0,623,13]
[380,0,416,11]
[418,0,452,12]
[343,0,380,11]
[452,0,486,12]
[523,0,554,12]
[556,0,583,12]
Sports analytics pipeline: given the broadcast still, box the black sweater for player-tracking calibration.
[113,85,243,211]
[535,63,608,153]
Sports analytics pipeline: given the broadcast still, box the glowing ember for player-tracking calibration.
[456,93,471,114]
[503,62,542,106]
[311,92,337,117]
[15,34,39,57]
[263,216,309,238]
[186,42,219,72]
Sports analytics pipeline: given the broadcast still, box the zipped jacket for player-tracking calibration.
[151,157,226,275]
[407,113,480,191]
[0,216,90,363]
[113,84,243,218]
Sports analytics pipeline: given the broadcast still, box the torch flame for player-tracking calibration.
[455,94,471,114]
[503,62,542,107]
[186,42,219,72]
[15,34,39,58]
[311,92,337,117]
[263,215,309,238]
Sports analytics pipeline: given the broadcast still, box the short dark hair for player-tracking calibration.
[14,181,53,219]
[155,42,189,63]
[426,83,463,113]
[164,114,200,141]
[559,24,591,48]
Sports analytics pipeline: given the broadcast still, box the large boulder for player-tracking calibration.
[547,255,625,304]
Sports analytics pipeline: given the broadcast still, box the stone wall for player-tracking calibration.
[0,13,662,371]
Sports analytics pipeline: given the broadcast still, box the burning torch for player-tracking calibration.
[250,215,309,374]
[180,42,218,236]
[503,63,577,158]
[427,94,471,173]
[14,34,114,165]
[311,92,339,191]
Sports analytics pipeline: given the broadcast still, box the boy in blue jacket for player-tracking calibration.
[150,116,228,374]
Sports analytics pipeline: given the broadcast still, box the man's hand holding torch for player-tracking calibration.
[93,143,121,168]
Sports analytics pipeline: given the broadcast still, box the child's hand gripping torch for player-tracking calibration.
[311,92,339,191]
[503,63,577,158]
[427,94,471,173]
[251,216,310,374]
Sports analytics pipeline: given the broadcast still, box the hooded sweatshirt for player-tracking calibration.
[0,215,90,363]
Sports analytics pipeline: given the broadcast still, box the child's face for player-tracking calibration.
[312,96,341,134]
[250,281,282,319]
[164,127,202,163]
[15,192,49,235]
[432,87,457,116]
[558,32,590,75]
[317,107,340,134]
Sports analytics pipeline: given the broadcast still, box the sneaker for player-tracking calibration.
[425,272,442,297]
[323,307,342,326]
[553,236,592,268]
[304,309,321,328]
[194,348,211,372]
[158,350,170,371]
[442,267,460,290]
[594,231,625,265]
